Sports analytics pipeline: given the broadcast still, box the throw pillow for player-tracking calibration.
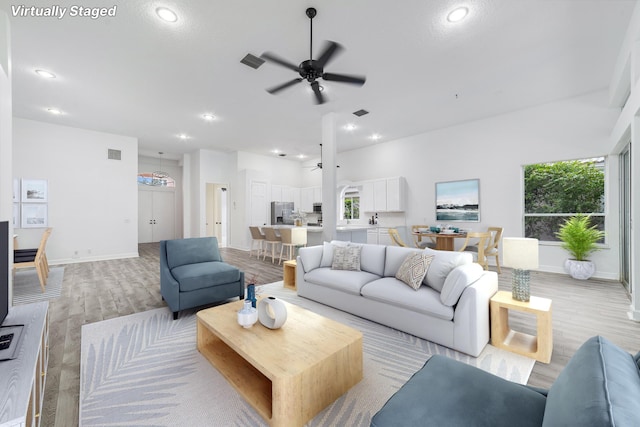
[395,253,434,290]
[331,245,362,271]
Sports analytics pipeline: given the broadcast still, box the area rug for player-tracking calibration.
[12,266,64,305]
[80,282,535,427]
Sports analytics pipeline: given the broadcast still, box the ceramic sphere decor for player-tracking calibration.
[258,296,288,329]
[564,259,596,281]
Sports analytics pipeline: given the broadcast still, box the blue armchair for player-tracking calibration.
[160,237,244,319]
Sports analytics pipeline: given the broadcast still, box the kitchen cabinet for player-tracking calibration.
[367,227,400,245]
[271,184,283,202]
[300,186,321,212]
[362,177,406,212]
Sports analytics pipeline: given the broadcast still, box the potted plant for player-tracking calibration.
[555,214,605,280]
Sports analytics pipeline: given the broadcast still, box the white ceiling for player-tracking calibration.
[2,0,635,161]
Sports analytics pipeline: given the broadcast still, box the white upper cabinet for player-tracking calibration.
[271,184,283,202]
[362,177,405,212]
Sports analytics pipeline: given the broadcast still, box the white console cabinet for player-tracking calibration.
[0,302,49,427]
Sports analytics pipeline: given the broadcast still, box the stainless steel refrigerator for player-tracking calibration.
[271,202,295,225]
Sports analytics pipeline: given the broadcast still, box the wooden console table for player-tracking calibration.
[0,301,49,427]
[283,259,296,290]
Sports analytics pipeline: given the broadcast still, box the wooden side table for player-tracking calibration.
[283,259,296,290]
[490,290,553,363]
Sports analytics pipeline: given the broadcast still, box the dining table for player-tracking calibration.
[413,231,467,251]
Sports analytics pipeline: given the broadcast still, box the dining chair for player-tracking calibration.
[411,224,436,249]
[458,231,491,270]
[388,228,408,247]
[262,227,282,264]
[484,227,503,273]
[13,227,53,292]
[248,226,266,259]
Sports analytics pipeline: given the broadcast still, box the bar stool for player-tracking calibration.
[262,227,282,264]
[278,228,307,265]
[248,226,266,258]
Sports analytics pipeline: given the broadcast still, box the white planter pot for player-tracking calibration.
[564,259,596,280]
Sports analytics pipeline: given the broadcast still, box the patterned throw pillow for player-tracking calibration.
[396,253,434,290]
[331,245,362,271]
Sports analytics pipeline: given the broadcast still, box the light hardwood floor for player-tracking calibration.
[41,243,640,426]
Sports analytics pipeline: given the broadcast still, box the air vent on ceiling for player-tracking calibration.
[107,149,121,160]
[353,109,369,117]
[240,53,265,69]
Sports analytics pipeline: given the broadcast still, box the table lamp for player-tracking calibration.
[502,237,539,302]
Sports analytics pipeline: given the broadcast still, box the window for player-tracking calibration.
[524,158,605,242]
[343,192,360,220]
[137,172,176,188]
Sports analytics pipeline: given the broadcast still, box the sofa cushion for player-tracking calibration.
[395,253,434,290]
[303,268,379,296]
[422,248,472,292]
[440,263,485,306]
[542,335,640,427]
[332,245,362,271]
[166,237,222,269]
[384,246,422,277]
[320,241,349,268]
[359,243,386,276]
[361,278,453,320]
[171,261,240,292]
[371,355,546,427]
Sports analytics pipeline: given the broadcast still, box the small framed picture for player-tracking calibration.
[21,204,48,228]
[13,203,19,228]
[13,178,20,202]
[21,179,48,203]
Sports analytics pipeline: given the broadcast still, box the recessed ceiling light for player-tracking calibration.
[370,133,382,141]
[156,7,178,22]
[297,154,306,159]
[47,107,62,115]
[202,113,216,121]
[343,123,357,132]
[35,69,56,79]
[447,7,469,22]
[177,133,189,140]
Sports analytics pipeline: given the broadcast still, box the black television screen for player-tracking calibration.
[0,221,8,326]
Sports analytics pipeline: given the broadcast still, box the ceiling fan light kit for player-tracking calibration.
[261,7,366,104]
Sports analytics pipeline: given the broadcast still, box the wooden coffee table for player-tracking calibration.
[196,298,363,426]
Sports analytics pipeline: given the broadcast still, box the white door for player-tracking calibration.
[138,189,176,243]
[251,181,268,225]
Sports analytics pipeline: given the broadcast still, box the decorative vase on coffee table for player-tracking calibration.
[258,297,287,329]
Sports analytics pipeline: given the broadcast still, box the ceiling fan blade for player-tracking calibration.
[267,78,303,94]
[322,72,366,85]
[310,81,325,104]
[261,52,300,72]
[315,41,343,68]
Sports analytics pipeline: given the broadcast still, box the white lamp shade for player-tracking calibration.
[503,237,539,270]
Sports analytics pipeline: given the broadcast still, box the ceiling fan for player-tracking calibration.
[261,7,366,105]
[309,144,339,171]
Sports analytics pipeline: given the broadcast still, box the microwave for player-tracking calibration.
[312,203,322,213]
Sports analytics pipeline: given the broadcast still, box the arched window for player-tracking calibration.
[137,172,176,188]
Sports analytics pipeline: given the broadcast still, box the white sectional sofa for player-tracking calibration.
[295,241,499,357]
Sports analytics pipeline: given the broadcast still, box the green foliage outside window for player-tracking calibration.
[524,159,605,242]
[344,196,360,220]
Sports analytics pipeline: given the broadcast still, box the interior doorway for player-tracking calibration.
[206,183,228,247]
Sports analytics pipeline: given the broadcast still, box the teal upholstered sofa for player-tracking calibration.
[160,237,244,319]
[371,336,640,426]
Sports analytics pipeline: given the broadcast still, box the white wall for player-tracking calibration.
[13,119,139,263]
[0,12,13,303]
[337,91,620,279]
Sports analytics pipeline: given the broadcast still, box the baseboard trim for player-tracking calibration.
[50,252,139,265]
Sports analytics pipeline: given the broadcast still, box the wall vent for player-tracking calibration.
[108,149,122,160]
[353,109,369,117]
[240,53,265,69]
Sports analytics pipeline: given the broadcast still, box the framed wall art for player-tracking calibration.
[435,179,480,222]
[21,204,48,228]
[21,179,48,203]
